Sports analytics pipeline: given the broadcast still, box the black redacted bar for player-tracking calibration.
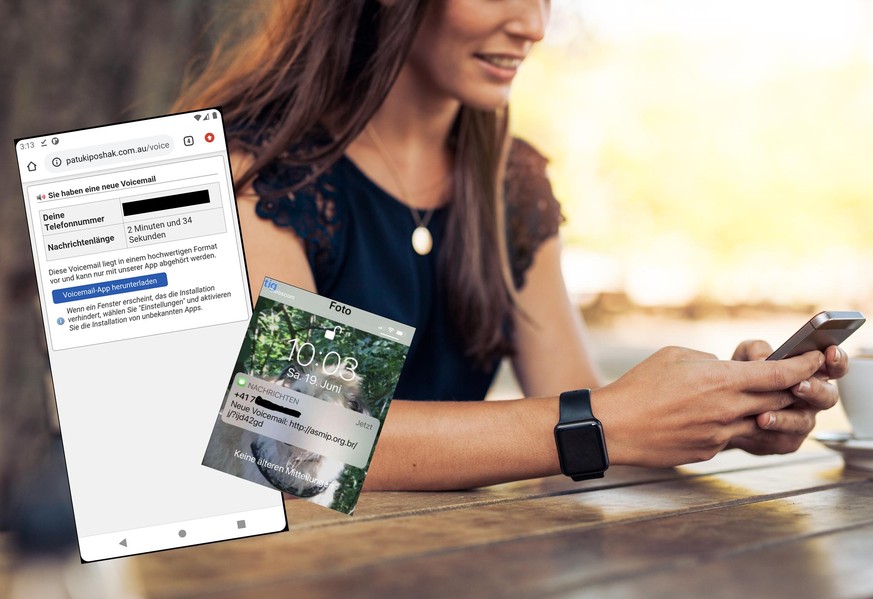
[122,189,209,216]
[254,396,302,419]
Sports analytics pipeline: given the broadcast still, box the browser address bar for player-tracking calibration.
[45,135,174,172]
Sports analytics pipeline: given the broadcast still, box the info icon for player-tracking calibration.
[204,132,215,143]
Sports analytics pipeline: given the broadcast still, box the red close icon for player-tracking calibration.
[205,132,215,143]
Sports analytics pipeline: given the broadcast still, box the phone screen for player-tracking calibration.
[13,110,286,561]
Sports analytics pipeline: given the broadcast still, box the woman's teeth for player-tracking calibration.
[478,55,522,69]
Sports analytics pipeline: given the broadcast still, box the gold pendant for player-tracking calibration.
[411,226,432,256]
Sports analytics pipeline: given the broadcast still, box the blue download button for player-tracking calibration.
[52,273,168,304]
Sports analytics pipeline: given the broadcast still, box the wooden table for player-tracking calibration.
[126,444,873,599]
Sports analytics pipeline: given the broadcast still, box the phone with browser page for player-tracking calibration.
[767,311,865,361]
[13,109,287,561]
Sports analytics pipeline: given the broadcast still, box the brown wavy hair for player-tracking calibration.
[175,0,517,366]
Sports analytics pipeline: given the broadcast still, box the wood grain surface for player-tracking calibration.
[123,447,873,599]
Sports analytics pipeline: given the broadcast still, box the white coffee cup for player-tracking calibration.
[837,355,873,439]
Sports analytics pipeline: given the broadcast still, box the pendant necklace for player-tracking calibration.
[365,123,440,256]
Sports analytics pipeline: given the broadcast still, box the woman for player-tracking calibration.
[176,0,845,490]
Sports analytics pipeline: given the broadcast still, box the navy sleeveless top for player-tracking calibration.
[252,138,563,401]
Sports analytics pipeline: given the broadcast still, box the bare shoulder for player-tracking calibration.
[229,151,317,295]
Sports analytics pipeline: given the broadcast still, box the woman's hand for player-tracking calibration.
[590,346,826,468]
[726,340,846,455]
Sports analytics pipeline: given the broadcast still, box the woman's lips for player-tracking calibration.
[474,53,524,81]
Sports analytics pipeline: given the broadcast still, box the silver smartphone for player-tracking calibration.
[767,311,866,360]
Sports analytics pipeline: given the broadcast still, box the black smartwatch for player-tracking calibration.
[554,389,609,481]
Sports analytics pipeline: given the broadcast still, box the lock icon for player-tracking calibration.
[324,326,342,340]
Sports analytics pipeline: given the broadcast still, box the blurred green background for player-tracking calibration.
[3,1,873,589]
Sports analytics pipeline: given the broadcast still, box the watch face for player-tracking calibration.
[556,421,608,475]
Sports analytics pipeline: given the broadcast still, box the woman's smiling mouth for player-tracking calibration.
[474,53,524,79]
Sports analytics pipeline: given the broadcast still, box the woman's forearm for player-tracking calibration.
[363,347,830,491]
[364,397,561,491]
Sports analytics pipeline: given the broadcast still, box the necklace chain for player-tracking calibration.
[364,123,441,234]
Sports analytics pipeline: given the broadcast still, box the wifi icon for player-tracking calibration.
[193,114,202,121]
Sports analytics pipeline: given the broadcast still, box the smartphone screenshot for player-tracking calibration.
[203,278,415,514]
[13,110,286,562]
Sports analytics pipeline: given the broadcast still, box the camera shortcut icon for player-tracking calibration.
[183,135,194,147]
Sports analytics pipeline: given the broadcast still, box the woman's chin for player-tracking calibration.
[460,90,511,112]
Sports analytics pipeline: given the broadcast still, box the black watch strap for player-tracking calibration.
[555,389,608,481]
[559,389,594,423]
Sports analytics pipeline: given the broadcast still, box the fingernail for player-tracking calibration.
[798,380,811,394]
[819,354,825,367]
[833,349,840,364]
[765,413,776,429]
